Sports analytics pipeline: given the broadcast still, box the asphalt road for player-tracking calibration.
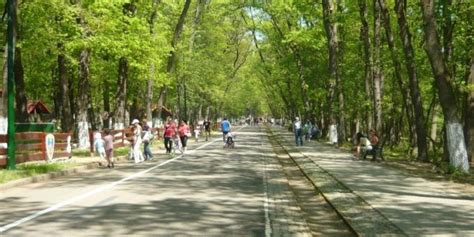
[0,126,350,236]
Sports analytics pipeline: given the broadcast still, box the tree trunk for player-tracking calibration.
[358,0,373,132]
[394,0,429,161]
[156,0,192,120]
[114,56,128,130]
[420,0,469,172]
[58,52,72,132]
[14,47,28,122]
[378,0,416,150]
[76,49,90,148]
[373,0,384,134]
[322,0,344,142]
[146,0,160,127]
[103,79,110,128]
[465,58,474,164]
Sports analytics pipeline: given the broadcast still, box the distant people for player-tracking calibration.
[303,121,312,141]
[131,119,144,163]
[294,117,303,146]
[194,123,201,142]
[204,119,211,141]
[353,132,369,160]
[178,120,191,152]
[311,123,321,140]
[220,117,231,143]
[329,119,338,146]
[93,132,106,165]
[103,129,114,168]
[364,129,380,161]
[163,117,176,154]
[142,119,154,161]
[224,131,235,148]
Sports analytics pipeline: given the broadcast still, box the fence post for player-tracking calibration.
[41,132,46,161]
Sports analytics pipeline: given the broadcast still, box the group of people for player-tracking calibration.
[352,129,380,161]
[293,117,321,146]
[93,117,216,166]
[292,116,380,161]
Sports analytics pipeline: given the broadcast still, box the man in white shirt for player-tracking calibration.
[294,117,303,146]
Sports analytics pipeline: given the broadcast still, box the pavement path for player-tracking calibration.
[271,126,474,236]
[0,126,352,236]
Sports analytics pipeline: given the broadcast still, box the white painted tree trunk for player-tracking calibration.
[446,122,469,173]
[77,121,90,149]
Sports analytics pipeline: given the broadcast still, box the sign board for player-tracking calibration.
[45,133,55,161]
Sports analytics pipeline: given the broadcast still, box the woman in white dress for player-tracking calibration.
[132,119,144,163]
[329,119,338,145]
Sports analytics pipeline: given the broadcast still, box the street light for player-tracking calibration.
[6,0,16,170]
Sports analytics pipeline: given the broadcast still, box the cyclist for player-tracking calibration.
[220,117,231,143]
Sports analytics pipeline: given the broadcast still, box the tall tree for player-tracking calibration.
[114,56,128,129]
[322,0,345,141]
[358,0,373,131]
[378,0,416,151]
[465,58,474,164]
[157,0,192,120]
[419,0,469,172]
[394,0,428,161]
[58,45,72,132]
[145,0,160,127]
[372,0,384,133]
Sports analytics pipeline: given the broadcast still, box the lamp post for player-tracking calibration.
[6,0,16,170]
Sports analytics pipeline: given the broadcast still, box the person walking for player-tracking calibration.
[194,123,201,142]
[178,120,191,152]
[220,117,231,143]
[142,119,153,161]
[131,119,144,163]
[163,117,176,154]
[204,119,211,141]
[103,129,114,168]
[329,118,338,146]
[294,117,303,146]
[93,132,106,166]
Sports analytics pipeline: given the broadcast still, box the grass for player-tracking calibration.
[0,162,80,184]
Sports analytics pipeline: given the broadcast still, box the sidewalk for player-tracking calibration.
[271,126,474,236]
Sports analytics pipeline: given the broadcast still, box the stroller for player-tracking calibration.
[224,132,235,148]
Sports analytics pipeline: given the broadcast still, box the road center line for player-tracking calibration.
[0,136,221,234]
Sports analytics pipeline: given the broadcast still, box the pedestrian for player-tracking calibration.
[203,119,211,141]
[303,120,312,141]
[220,117,231,143]
[178,120,191,152]
[142,119,154,161]
[103,129,114,168]
[163,117,176,155]
[294,117,303,146]
[93,131,106,165]
[329,118,338,146]
[194,123,201,142]
[131,119,144,163]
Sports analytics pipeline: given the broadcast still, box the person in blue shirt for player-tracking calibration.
[220,117,231,143]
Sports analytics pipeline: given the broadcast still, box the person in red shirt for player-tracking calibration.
[178,120,191,152]
[163,117,176,154]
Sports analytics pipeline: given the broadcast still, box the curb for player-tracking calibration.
[0,156,129,192]
[0,162,97,192]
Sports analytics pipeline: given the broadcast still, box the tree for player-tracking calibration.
[392,0,429,161]
[419,0,469,172]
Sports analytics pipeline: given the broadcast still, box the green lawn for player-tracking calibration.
[0,162,80,184]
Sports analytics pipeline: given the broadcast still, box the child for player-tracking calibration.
[194,124,201,142]
[103,129,114,168]
[172,133,183,155]
[224,132,235,148]
[93,132,106,165]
